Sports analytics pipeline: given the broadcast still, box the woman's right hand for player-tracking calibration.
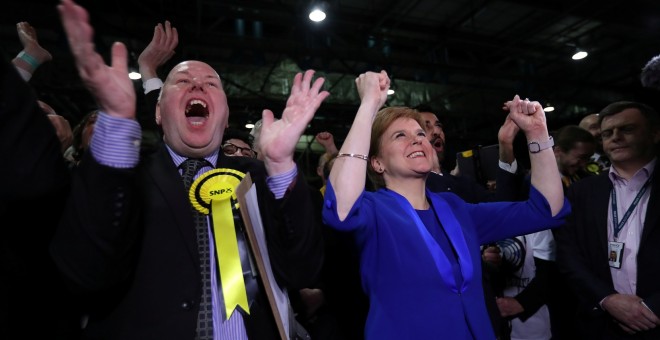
[355,70,390,113]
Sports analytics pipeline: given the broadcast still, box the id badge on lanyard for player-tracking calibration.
[608,176,651,269]
[608,241,624,269]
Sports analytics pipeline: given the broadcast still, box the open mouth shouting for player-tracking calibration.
[430,137,445,152]
[185,98,209,126]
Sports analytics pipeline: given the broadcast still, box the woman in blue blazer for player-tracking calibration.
[322,71,570,340]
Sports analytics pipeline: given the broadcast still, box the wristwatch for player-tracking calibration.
[528,136,554,153]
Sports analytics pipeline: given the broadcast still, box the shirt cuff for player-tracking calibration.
[15,66,32,82]
[499,159,518,174]
[266,166,298,199]
[90,112,142,168]
[142,77,164,94]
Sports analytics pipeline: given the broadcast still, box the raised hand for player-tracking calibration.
[355,70,390,116]
[138,21,178,80]
[16,21,52,65]
[497,113,520,164]
[498,113,520,145]
[505,95,547,140]
[259,70,330,175]
[315,131,338,154]
[58,0,135,119]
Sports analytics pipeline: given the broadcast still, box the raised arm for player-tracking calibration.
[505,95,563,215]
[315,131,339,155]
[58,0,135,120]
[329,70,389,220]
[12,21,52,81]
[137,20,178,82]
[258,70,330,176]
[498,112,519,165]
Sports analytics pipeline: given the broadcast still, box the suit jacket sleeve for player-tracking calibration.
[493,167,525,202]
[514,257,554,320]
[554,181,616,312]
[260,167,324,289]
[0,57,69,199]
[141,88,160,133]
[50,153,141,293]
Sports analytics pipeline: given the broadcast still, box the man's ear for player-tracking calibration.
[652,127,660,144]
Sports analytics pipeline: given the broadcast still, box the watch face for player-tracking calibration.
[529,142,541,153]
[528,137,554,153]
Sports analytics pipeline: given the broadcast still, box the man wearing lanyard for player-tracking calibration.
[555,101,660,339]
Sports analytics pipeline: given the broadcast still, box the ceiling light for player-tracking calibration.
[387,89,395,95]
[308,3,328,22]
[543,104,555,112]
[128,71,141,80]
[245,123,255,129]
[309,9,326,22]
[572,49,588,60]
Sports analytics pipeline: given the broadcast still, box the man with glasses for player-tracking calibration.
[222,128,257,158]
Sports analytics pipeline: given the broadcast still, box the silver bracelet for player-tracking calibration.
[337,153,369,161]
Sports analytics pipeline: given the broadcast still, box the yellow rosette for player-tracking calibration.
[585,162,601,175]
[189,168,249,319]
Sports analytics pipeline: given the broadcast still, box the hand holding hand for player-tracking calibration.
[259,70,330,175]
[497,113,520,164]
[498,113,520,145]
[138,21,178,80]
[58,0,135,120]
[504,95,547,141]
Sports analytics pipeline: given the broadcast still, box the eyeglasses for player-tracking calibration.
[222,143,257,158]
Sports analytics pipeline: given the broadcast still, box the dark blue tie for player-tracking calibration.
[181,158,214,340]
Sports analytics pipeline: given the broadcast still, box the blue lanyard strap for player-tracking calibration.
[611,176,652,239]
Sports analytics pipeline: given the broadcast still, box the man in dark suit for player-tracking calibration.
[555,101,660,339]
[50,1,327,339]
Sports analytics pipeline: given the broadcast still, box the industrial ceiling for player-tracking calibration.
[3,0,660,158]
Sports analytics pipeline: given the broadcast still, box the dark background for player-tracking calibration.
[3,0,660,178]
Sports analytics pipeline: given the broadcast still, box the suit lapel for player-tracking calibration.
[427,192,474,291]
[593,174,613,255]
[641,165,660,241]
[146,145,199,264]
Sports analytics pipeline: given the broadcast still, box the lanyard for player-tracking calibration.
[611,177,652,239]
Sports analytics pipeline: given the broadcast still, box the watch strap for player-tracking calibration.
[528,136,554,153]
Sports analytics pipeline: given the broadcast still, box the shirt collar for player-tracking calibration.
[609,157,656,184]
[166,144,219,168]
